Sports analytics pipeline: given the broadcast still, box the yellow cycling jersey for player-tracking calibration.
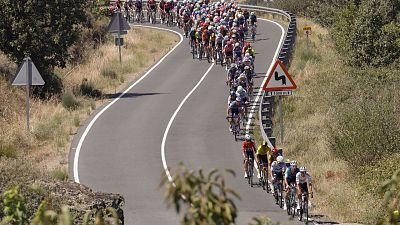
[209,33,216,42]
[257,145,270,155]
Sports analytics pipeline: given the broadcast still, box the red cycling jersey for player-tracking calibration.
[242,141,255,152]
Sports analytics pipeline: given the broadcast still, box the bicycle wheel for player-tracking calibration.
[192,43,196,59]
[279,182,283,208]
[304,198,309,223]
[249,161,253,187]
[266,167,270,193]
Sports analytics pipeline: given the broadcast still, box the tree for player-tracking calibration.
[0,0,88,95]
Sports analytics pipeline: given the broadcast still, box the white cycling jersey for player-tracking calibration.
[296,172,312,185]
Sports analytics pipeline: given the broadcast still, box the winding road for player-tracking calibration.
[69,18,297,225]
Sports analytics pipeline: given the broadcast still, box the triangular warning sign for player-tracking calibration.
[107,11,131,34]
[263,60,297,91]
[12,57,45,86]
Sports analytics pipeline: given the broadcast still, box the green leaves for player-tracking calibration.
[160,163,240,225]
[1,187,27,225]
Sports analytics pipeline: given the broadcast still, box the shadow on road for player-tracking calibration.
[104,92,164,99]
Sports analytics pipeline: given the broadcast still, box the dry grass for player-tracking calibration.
[260,18,386,223]
[0,27,178,174]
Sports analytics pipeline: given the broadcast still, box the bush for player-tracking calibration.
[328,67,400,168]
[101,67,118,79]
[61,92,80,110]
[77,78,102,98]
[34,114,63,141]
[0,142,17,158]
[51,167,69,181]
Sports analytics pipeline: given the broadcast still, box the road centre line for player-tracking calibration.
[161,63,215,182]
[73,25,184,183]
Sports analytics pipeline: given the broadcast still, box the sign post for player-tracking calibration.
[303,26,312,39]
[12,57,45,132]
[107,10,131,64]
[263,60,297,144]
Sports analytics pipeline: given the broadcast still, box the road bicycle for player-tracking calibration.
[250,24,257,41]
[273,176,284,208]
[216,46,224,66]
[286,183,297,217]
[226,115,240,141]
[298,191,312,223]
[258,161,269,192]
[147,8,157,24]
[191,39,197,59]
[246,155,254,187]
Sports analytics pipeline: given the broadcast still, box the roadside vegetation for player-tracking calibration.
[250,0,400,224]
[0,0,178,221]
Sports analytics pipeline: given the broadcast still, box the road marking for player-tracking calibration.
[73,25,184,183]
[246,19,285,176]
[161,63,215,182]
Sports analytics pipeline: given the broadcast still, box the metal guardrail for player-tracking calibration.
[237,5,297,150]
[117,1,296,149]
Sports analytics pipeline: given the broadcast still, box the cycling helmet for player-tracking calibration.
[245,134,251,141]
[272,148,279,155]
[237,85,243,91]
[263,141,268,146]
[251,12,255,15]
[235,42,240,47]
[300,167,306,172]
[236,97,241,101]
[290,160,297,166]
[231,63,237,68]
[245,53,250,57]
[230,91,235,97]
[244,66,250,70]
[277,155,284,163]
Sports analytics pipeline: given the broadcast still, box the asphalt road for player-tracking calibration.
[70,19,298,225]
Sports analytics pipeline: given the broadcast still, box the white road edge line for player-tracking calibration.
[161,63,215,182]
[73,25,183,183]
[246,19,285,175]
[246,19,285,133]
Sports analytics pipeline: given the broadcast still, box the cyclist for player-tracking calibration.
[224,40,234,69]
[284,160,300,210]
[242,134,256,178]
[189,27,197,48]
[249,11,257,26]
[227,63,237,86]
[159,0,166,23]
[270,155,287,193]
[226,96,240,132]
[256,141,270,180]
[134,0,143,22]
[164,0,173,24]
[147,0,157,22]
[235,85,248,106]
[296,167,313,210]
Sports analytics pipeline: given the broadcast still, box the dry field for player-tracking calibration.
[0,27,178,180]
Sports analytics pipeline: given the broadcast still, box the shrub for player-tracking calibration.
[61,92,80,110]
[0,142,17,158]
[34,114,63,141]
[101,67,118,79]
[77,78,102,98]
[51,167,69,181]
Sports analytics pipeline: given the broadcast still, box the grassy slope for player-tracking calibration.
[268,18,400,224]
[0,27,178,181]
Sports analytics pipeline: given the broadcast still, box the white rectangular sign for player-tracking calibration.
[267,90,293,96]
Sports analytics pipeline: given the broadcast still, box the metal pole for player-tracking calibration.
[279,96,283,144]
[25,58,30,132]
[117,11,122,64]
